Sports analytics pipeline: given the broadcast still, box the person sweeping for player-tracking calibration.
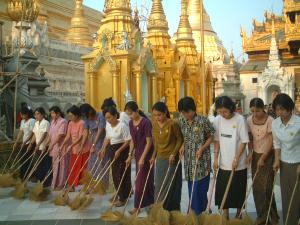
[177,97,215,215]
[47,106,68,191]
[124,101,154,215]
[213,96,249,220]
[60,105,90,191]
[99,106,132,207]
[27,107,51,187]
[151,101,183,212]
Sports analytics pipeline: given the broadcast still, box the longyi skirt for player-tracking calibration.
[215,168,247,209]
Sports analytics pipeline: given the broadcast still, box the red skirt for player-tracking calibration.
[68,151,89,187]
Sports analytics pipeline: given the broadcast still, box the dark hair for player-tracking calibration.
[67,105,81,117]
[178,96,196,112]
[103,106,120,119]
[80,103,96,118]
[101,97,116,110]
[124,101,147,118]
[49,106,65,118]
[34,107,46,117]
[272,93,295,112]
[215,96,236,113]
[20,106,33,118]
[249,98,265,109]
[152,101,171,118]
[21,102,28,108]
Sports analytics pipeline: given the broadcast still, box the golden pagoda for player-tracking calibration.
[82,0,158,112]
[66,0,92,47]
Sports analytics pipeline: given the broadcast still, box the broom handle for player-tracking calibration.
[155,162,171,203]
[137,163,154,214]
[188,159,199,212]
[219,170,235,211]
[238,169,259,218]
[162,158,181,204]
[22,149,37,179]
[83,158,105,192]
[24,149,51,184]
[68,152,92,189]
[10,143,25,168]
[284,176,299,225]
[91,159,115,189]
[206,169,218,212]
[122,168,142,214]
[22,149,46,182]
[11,150,35,174]
[11,145,30,169]
[265,172,277,225]
[62,151,83,189]
[110,164,130,206]
[41,148,69,185]
[2,143,24,172]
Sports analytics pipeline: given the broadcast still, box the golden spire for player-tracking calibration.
[104,0,131,14]
[176,0,193,41]
[66,0,92,47]
[271,14,275,37]
[147,0,169,32]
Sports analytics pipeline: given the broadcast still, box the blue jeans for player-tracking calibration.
[188,175,210,215]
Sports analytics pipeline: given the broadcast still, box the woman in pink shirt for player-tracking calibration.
[47,106,68,190]
[61,105,90,191]
[247,98,279,225]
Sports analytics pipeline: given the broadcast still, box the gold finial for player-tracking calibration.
[7,0,39,22]
[176,0,193,40]
[104,0,131,13]
[66,0,92,47]
[271,15,275,36]
[147,0,169,31]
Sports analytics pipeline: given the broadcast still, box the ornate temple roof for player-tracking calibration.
[66,0,92,47]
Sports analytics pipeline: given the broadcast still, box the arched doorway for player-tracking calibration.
[267,85,281,105]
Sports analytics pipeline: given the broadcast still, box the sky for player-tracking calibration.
[84,0,283,61]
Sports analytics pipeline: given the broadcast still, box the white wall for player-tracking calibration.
[240,72,261,114]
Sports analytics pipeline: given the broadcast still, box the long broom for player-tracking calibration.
[170,159,199,225]
[53,151,83,206]
[284,175,299,225]
[228,170,259,225]
[201,169,235,225]
[101,163,130,221]
[78,159,113,210]
[11,148,50,199]
[110,168,143,224]
[68,157,106,210]
[29,148,70,202]
[119,163,154,225]
[149,158,182,225]
[79,156,100,185]
[0,143,25,187]
[264,172,277,225]
[198,169,219,225]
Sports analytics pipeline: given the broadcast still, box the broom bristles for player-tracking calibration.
[79,171,92,185]
[69,194,82,210]
[199,213,227,225]
[101,208,123,222]
[11,182,27,199]
[170,211,186,225]
[0,173,18,187]
[29,182,50,202]
[92,181,106,195]
[79,195,94,210]
[148,203,169,225]
[53,190,69,206]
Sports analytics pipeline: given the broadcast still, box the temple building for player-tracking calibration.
[240,0,300,113]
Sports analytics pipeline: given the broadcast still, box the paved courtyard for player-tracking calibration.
[0,163,284,225]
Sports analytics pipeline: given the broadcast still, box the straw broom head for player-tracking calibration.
[101,207,124,222]
[69,194,82,210]
[79,194,94,210]
[200,214,228,225]
[228,215,254,225]
[11,182,28,199]
[0,173,18,187]
[170,211,186,225]
[148,203,170,225]
[93,181,106,195]
[53,190,69,206]
[79,171,92,185]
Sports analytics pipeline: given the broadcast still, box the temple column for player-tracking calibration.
[134,72,142,107]
[112,71,120,107]
[185,79,192,96]
[89,72,96,108]
[174,77,181,105]
[151,75,158,106]
[157,78,163,100]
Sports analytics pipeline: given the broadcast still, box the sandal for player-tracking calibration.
[114,200,125,207]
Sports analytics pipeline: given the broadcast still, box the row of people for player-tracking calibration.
[13,94,300,224]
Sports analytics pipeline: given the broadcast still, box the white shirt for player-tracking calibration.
[272,115,300,163]
[20,118,35,144]
[119,112,130,126]
[105,121,131,145]
[33,119,50,151]
[213,113,249,170]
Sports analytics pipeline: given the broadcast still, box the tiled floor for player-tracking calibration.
[0,165,284,225]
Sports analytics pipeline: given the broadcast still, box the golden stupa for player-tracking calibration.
[82,0,212,114]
